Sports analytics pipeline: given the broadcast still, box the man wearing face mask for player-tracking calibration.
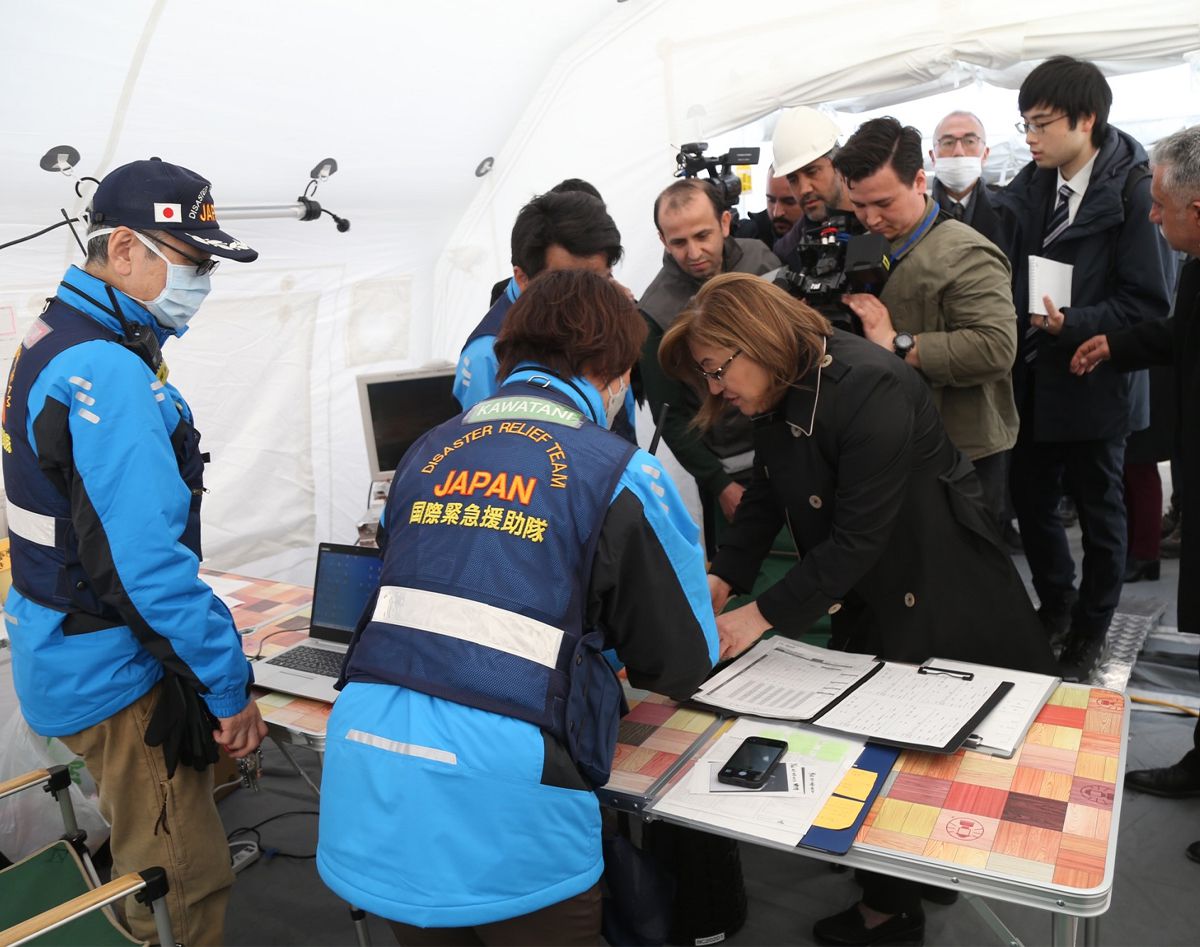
[929,111,1004,246]
[1,157,266,946]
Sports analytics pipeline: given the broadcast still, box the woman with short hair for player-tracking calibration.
[660,272,1053,946]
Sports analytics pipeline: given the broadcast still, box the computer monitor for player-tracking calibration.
[356,365,461,482]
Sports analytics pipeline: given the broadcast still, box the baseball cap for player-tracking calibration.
[772,107,842,178]
[89,157,258,262]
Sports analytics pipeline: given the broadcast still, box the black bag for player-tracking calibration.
[601,813,674,946]
[642,822,747,946]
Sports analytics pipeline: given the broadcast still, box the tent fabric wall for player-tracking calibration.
[2,0,1198,583]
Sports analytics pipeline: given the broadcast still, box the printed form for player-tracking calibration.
[696,638,877,720]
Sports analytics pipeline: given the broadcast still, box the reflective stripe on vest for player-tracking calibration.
[6,500,58,546]
[372,585,564,669]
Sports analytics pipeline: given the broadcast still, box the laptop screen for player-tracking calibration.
[309,542,383,643]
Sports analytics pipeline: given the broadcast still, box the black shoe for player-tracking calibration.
[1038,594,1077,657]
[813,904,925,946]
[1059,631,1106,683]
[1187,841,1200,864]
[919,883,959,905]
[1125,762,1200,798]
[1123,558,1161,582]
[1162,524,1182,559]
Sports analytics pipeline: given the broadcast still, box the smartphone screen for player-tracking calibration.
[717,736,788,788]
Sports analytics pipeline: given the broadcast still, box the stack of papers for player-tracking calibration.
[695,639,1024,754]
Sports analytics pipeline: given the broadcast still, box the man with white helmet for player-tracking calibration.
[771,106,857,260]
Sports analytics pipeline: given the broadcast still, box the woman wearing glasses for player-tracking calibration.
[660,272,1055,945]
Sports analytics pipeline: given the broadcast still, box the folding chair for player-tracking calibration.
[0,765,174,947]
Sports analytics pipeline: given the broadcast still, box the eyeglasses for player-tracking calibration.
[696,349,741,384]
[1014,114,1068,136]
[935,133,983,153]
[138,231,220,276]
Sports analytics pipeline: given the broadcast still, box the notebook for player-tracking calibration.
[252,542,382,703]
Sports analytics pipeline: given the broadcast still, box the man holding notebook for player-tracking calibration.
[995,56,1172,680]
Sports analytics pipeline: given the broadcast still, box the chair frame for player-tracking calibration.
[0,765,174,947]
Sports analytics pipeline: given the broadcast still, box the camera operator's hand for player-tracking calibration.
[842,293,895,346]
[718,482,745,521]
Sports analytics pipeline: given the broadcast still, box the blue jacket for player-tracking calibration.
[317,369,717,928]
[994,126,1174,441]
[2,266,250,736]
[454,279,638,440]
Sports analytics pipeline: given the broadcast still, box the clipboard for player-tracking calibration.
[799,743,900,855]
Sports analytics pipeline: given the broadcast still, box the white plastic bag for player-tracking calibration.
[0,711,111,859]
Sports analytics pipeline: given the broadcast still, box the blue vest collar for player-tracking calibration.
[503,366,607,427]
[57,266,177,344]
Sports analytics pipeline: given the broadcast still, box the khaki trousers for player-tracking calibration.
[60,682,235,946]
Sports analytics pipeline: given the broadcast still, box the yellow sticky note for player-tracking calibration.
[836,768,878,802]
[814,795,864,831]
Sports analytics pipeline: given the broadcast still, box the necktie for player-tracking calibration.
[1042,183,1074,248]
[949,202,965,221]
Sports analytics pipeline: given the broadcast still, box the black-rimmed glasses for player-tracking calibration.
[1014,115,1068,136]
[139,231,220,276]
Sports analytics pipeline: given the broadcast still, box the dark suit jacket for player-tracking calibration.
[709,329,1054,672]
[932,178,1003,248]
[1109,258,1200,630]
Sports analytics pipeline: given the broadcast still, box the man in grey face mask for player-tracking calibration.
[929,110,1004,246]
[1,157,264,946]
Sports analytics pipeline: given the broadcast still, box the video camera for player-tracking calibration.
[774,214,891,310]
[674,142,760,216]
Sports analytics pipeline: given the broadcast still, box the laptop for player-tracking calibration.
[253,542,383,703]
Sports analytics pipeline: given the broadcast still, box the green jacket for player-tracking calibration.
[881,197,1019,460]
[639,237,780,494]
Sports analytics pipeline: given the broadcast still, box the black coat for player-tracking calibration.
[1109,259,1200,631]
[932,178,1004,249]
[710,330,1055,673]
[993,127,1174,442]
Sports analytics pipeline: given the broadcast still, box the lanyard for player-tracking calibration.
[889,201,941,265]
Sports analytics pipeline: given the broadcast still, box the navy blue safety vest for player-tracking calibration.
[1,298,207,631]
[462,291,512,350]
[342,380,637,786]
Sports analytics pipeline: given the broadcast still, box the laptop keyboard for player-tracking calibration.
[265,645,344,678]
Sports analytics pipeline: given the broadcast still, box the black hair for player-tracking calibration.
[652,179,724,232]
[509,191,622,277]
[1018,56,1111,147]
[549,178,605,204]
[833,117,924,187]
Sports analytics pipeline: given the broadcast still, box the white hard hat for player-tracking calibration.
[772,107,841,177]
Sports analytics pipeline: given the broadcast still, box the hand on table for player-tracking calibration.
[716,603,771,661]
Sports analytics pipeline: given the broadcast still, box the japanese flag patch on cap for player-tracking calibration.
[153,203,182,222]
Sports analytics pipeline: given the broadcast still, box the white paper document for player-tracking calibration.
[696,638,877,720]
[918,659,1059,757]
[651,717,864,846]
[1028,255,1073,314]
[812,662,1007,750]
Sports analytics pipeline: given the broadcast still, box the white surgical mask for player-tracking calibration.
[934,155,984,194]
[130,232,212,330]
[604,377,628,429]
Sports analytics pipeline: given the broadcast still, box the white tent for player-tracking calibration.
[2,0,1198,584]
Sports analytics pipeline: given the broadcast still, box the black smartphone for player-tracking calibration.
[716,736,788,789]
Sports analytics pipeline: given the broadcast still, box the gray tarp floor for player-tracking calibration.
[217,539,1199,947]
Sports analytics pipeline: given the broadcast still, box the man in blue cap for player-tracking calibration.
[1,157,265,945]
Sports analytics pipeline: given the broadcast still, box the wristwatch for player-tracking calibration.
[893,332,915,359]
